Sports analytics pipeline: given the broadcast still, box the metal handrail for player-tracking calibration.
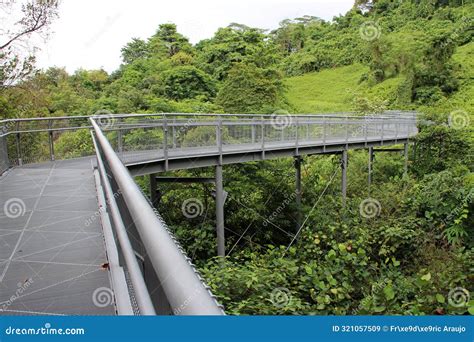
[90,118,225,315]
[91,132,156,315]
[0,111,418,170]
[0,110,417,132]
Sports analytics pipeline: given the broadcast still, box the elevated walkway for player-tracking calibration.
[0,112,418,316]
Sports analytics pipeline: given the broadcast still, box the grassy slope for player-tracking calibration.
[421,42,474,121]
[285,42,473,120]
[284,64,368,113]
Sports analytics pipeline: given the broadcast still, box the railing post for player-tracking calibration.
[48,120,55,161]
[0,128,9,174]
[172,117,177,149]
[15,131,22,166]
[163,116,168,171]
[345,115,349,147]
[117,129,123,153]
[322,116,327,152]
[364,118,369,147]
[295,116,299,153]
[217,116,223,165]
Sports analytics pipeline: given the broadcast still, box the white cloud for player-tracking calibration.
[36,0,354,73]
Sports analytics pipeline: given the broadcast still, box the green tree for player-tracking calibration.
[148,23,193,58]
[121,38,149,64]
[216,63,284,113]
[159,66,216,100]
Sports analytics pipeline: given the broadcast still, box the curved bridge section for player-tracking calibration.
[98,112,418,176]
[0,111,417,316]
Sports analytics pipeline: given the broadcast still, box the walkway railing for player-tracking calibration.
[0,112,418,168]
[0,111,418,314]
[91,118,225,315]
[98,112,418,166]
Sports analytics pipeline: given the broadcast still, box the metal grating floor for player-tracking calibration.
[0,157,115,315]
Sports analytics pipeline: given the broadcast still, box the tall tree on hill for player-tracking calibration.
[148,23,193,58]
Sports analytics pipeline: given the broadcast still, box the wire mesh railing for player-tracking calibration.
[0,111,418,172]
[97,113,418,165]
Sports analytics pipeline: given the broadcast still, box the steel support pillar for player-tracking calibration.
[294,156,302,231]
[403,143,409,176]
[215,165,225,257]
[368,147,374,195]
[149,173,158,208]
[341,149,348,208]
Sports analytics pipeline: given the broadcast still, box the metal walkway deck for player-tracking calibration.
[0,158,114,315]
[0,112,418,316]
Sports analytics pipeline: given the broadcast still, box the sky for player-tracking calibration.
[35,0,354,73]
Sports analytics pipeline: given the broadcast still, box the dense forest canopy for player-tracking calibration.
[0,0,472,315]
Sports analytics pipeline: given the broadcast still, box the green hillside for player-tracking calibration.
[286,42,474,117]
[285,64,368,113]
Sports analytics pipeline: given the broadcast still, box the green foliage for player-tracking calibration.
[216,63,285,113]
[55,129,94,159]
[159,66,216,100]
[413,125,472,174]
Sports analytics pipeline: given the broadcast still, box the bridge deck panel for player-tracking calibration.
[0,158,115,316]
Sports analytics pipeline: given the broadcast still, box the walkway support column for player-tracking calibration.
[215,165,225,257]
[403,143,409,176]
[368,147,374,195]
[150,173,158,208]
[294,156,302,232]
[341,150,348,209]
